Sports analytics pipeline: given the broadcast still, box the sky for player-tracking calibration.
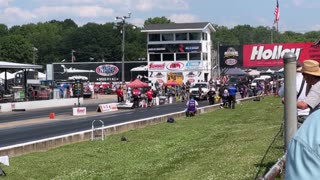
[0,0,319,33]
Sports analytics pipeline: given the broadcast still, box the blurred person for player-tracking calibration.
[279,61,309,124]
[146,87,153,107]
[116,87,124,102]
[228,84,237,109]
[221,86,229,108]
[296,60,320,115]
[185,95,198,117]
[132,86,141,108]
[285,109,320,179]
[207,87,216,105]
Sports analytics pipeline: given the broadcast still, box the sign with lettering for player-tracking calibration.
[96,64,119,76]
[73,107,87,116]
[97,103,118,113]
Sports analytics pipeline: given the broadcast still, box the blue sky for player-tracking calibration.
[0,0,319,33]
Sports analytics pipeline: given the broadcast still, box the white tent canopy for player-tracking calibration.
[247,69,260,76]
[130,65,148,72]
[278,68,284,72]
[266,69,274,73]
[68,75,88,80]
[38,72,46,80]
[0,72,15,80]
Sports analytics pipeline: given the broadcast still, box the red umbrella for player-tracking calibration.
[164,81,180,86]
[126,79,149,88]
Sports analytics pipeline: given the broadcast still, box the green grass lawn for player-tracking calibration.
[1,96,284,180]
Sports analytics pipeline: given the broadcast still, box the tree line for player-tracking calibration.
[0,16,319,66]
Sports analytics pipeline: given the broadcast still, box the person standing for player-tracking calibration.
[132,86,141,108]
[146,87,153,107]
[228,84,237,109]
[116,87,124,102]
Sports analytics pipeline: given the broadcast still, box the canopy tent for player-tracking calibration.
[0,61,42,99]
[68,75,88,80]
[0,72,15,80]
[0,61,42,69]
[247,69,260,76]
[130,65,148,72]
[266,69,275,73]
[38,72,46,80]
[224,68,246,76]
[126,79,149,88]
[277,67,284,72]
[164,81,180,86]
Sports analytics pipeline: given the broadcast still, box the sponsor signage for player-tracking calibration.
[96,64,119,76]
[148,43,201,53]
[73,107,87,116]
[52,62,147,82]
[243,42,320,67]
[157,79,164,83]
[97,103,118,113]
[166,62,184,71]
[219,45,243,68]
[185,61,201,70]
[188,78,195,83]
[149,63,165,70]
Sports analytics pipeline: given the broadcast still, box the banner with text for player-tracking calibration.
[243,42,320,67]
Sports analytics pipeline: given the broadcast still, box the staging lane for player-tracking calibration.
[0,101,210,148]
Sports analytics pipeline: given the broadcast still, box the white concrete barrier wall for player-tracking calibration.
[0,98,83,112]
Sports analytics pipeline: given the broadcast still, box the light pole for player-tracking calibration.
[115,12,131,83]
[32,47,38,64]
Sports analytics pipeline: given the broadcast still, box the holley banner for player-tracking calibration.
[243,42,320,67]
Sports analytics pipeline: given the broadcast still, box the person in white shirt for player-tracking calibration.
[279,61,310,123]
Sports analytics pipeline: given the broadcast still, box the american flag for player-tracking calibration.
[274,0,280,24]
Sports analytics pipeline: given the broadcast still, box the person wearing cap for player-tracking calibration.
[278,61,310,124]
[297,60,320,115]
[285,60,320,179]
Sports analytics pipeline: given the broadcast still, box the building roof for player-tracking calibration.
[141,22,216,33]
[0,61,42,69]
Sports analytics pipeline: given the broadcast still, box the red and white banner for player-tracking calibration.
[243,42,320,67]
[73,107,87,116]
[97,103,118,113]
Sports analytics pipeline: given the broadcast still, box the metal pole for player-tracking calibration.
[283,52,297,151]
[121,20,125,83]
[217,42,220,78]
[116,13,131,83]
[271,27,273,44]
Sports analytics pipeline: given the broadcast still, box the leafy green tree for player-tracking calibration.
[144,16,173,25]
[0,34,33,63]
[0,24,8,37]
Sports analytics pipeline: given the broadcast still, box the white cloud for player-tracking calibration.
[131,18,145,27]
[292,0,304,6]
[168,14,199,23]
[0,7,36,26]
[135,0,188,11]
[310,24,320,31]
[0,0,13,8]
[33,6,114,18]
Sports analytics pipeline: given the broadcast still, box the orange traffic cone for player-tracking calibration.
[49,112,55,119]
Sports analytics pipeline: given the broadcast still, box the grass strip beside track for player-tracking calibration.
[2,96,284,180]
